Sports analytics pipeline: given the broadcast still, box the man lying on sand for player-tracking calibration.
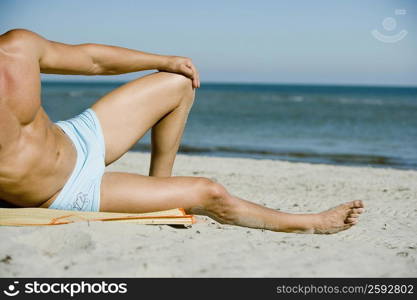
[0,29,364,234]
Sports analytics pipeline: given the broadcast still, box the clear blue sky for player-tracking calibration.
[1,0,416,86]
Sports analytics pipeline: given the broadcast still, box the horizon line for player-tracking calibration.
[41,79,417,89]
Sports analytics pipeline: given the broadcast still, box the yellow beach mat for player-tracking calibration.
[0,207,195,226]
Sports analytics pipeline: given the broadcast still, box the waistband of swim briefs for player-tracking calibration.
[56,108,104,146]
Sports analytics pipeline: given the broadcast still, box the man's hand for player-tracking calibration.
[160,56,200,88]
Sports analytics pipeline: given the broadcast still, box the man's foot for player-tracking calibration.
[313,200,365,234]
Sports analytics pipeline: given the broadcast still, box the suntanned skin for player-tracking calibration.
[0,29,364,234]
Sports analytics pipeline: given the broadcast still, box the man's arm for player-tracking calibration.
[4,29,200,87]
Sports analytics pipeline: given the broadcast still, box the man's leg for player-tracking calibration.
[93,71,364,234]
[91,71,194,176]
[149,84,194,177]
[100,172,364,234]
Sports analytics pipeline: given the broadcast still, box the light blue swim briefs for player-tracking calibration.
[49,109,105,212]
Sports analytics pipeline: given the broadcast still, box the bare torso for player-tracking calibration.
[0,39,75,207]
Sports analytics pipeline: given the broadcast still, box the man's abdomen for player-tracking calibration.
[0,110,77,207]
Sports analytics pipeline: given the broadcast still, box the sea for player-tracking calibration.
[41,81,417,170]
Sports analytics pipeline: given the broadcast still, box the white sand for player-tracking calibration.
[1,152,416,277]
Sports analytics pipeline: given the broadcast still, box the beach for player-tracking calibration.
[1,151,416,277]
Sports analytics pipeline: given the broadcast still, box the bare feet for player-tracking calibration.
[313,200,365,234]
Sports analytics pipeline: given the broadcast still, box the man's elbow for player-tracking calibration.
[80,43,119,75]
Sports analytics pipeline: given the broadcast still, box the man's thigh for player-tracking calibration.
[99,172,204,213]
[91,72,190,165]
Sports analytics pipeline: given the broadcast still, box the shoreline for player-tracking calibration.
[129,145,417,171]
[1,152,416,277]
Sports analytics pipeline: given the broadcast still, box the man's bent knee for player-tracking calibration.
[158,72,194,101]
[157,72,193,90]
